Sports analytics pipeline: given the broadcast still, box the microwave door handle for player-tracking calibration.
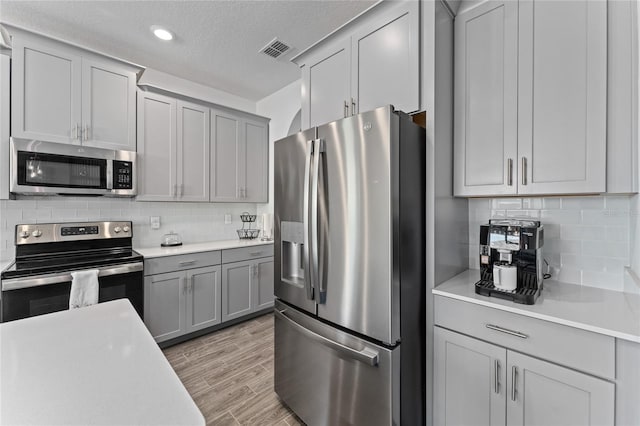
[1,262,144,291]
[106,161,114,190]
[303,140,315,301]
[311,139,325,303]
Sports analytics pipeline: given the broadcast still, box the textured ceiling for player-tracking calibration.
[0,0,377,100]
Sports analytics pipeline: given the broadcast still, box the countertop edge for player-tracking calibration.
[432,288,640,344]
[135,239,274,258]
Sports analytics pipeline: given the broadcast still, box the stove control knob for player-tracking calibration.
[123,226,130,233]
[114,226,122,233]
[32,230,42,238]
[20,231,29,239]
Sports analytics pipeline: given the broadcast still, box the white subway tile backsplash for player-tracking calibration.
[0,198,260,262]
[469,195,633,293]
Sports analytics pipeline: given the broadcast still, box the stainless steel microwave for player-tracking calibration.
[10,138,136,196]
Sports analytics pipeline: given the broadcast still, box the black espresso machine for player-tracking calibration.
[475,219,545,304]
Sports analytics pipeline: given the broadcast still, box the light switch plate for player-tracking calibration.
[150,216,160,230]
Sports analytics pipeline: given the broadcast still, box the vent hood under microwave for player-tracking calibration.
[10,138,136,197]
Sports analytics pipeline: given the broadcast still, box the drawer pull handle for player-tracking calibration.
[249,251,263,256]
[486,324,528,339]
[178,260,197,266]
[494,359,500,394]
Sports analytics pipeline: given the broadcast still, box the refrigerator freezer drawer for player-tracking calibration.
[274,300,400,426]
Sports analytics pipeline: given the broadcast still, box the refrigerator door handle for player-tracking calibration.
[311,139,325,303]
[303,139,315,301]
[275,308,379,366]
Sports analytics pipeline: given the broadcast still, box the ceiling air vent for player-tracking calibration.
[260,38,291,59]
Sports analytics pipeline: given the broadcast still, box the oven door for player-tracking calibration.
[1,262,143,322]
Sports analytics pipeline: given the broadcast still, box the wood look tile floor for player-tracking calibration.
[163,313,304,426]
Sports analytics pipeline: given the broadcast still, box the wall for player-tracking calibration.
[255,79,302,216]
[0,197,257,261]
[468,195,635,293]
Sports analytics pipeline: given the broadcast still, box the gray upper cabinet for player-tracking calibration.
[298,1,420,129]
[435,327,506,426]
[454,0,608,197]
[210,109,269,203]
[350,0,419,116]
[137,93,210,202]
[243,118,269,202]
[517,0,606,195]
[137,91,178,201]
[507,351,614,426]
[453,0,518,196]
[210,110,241,202]
[177,100,210,202]
[81,59,137,151]
[12,37,82,144]
[303,40,351,128]
[12,36,137,150]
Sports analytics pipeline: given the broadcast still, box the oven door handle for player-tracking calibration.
[1,262,144,291]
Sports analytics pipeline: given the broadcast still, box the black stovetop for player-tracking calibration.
[1,248,143,280]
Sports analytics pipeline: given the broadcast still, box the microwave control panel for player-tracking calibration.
[113,161,133,189]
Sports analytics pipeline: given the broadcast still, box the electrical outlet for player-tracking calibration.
[224,214,232,224]
[150,216,161,230]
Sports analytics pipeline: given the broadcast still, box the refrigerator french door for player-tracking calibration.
[274,106,425,425]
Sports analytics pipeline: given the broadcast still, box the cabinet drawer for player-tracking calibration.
[434,295,615,379]
[222,245,274,263]
[144,251,221,276]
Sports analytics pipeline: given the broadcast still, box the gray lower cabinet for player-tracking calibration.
[435,326,615,426]
[144,265,221,343]
[222,257,274,322]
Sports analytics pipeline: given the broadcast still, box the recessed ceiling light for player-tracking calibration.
[151,25,173,41]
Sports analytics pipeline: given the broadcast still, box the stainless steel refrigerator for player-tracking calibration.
[274,105,425,426]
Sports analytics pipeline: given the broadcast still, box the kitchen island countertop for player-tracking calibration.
[135,238,273,258]
[434,269,640,343]
[0,299,204,425]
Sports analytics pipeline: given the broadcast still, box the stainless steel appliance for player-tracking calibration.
[1,221,143,322]
[274,106,425,425]
[10,137,136,196]
[476,219,545,304]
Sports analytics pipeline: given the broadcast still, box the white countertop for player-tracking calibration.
[0,299,204,425]
[135,239,273,258]
[434,269,640,343]
[0,260,12,275]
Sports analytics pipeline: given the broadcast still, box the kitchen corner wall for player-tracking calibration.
[255,79,302,216]
[0,197,257,261]
[468,195,635,293]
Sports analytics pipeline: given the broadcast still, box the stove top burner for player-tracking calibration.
[2,249,143,280]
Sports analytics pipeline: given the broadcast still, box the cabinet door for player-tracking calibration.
[253,258,274,311]
[210,110,242,202]
[453,1,518,196]
[11,37,82,144]
[185,266,221,333]
[434,327,507,426]
[507,351,614,426]
[303,39,351,128]
[517,0,606,194]
[81,59,136,151]
[243,118,268,203]
[351,0,419,115]
[177,101,210,202]
[144,271,186,343]
[222,260,254,322]
[137,91,177,201]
